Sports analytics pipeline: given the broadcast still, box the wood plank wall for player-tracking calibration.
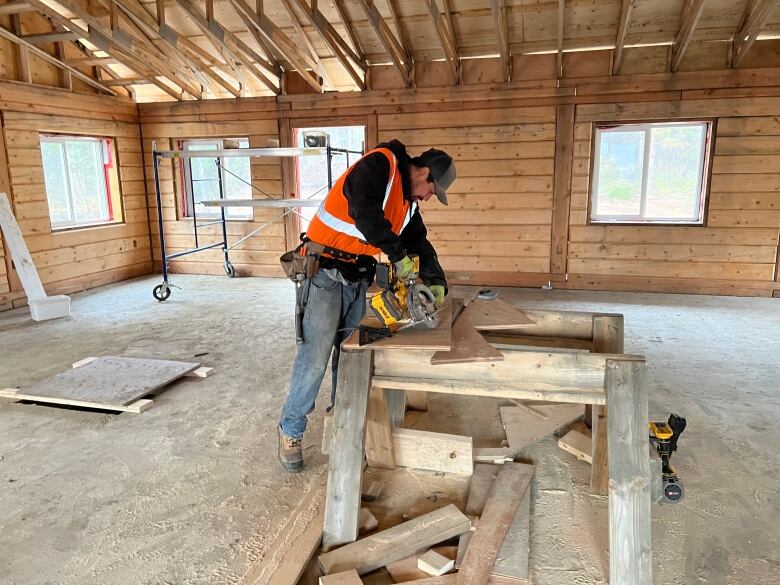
[139,99,287,277]
[0,81,151,309]
[137,55,780,297]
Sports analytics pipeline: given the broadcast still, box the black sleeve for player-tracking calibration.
[343,153,406,262]
[400,209,447,293]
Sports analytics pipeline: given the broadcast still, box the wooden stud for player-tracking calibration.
[490,0,510,82]
[322,350,373,549]
[612,0,637,74]
[671,0,706,72]
[365,386,395,469]
[10,14,30,84]
[606,359,652,585]
[550,104,574,275]
[733,0,777,68]
[590,314,624,495]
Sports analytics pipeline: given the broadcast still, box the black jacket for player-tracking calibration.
[321,140,447,290]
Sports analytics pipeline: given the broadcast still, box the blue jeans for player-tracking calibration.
[279,269,369,439]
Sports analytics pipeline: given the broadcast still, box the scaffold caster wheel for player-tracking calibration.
[224,261,236,278]
[153,283,171,301]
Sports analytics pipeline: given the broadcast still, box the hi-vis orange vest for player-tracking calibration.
[305,147,417,257]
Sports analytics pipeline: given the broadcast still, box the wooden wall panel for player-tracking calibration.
[0,81,150,308]
[138,97,287,278]
[568,98,780,297]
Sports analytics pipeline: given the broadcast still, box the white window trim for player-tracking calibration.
[41,135,114,230]
[181,138,253,221]
[590,121,711,225]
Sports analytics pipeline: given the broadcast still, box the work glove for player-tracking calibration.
[429,285,445,308]
[394,255,416,280]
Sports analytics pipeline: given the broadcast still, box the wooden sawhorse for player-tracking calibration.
[322,309,652,585]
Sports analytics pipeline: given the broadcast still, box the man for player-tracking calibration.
[278,139,456,472]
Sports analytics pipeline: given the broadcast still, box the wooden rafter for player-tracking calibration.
[0,2,33,16]
[112,0,241,98]
[171,0,281,95]
[27,0,190,99]
[612,0,637,74]
[557,0,564,78]
[229,0,322,93]
[333,0,364,62]
[288,0,366,90]
[733,0,777,68]
[358,0,412,87]
[491,0,510,82]
[20,31,78,43]
[386,0,412,64]
[671,0,706,72]
[427,0,459,84]
[0,23,116,94]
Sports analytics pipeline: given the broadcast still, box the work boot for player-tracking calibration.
[278,427,304,473]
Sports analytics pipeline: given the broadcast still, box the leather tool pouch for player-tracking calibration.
[280,241,324,281]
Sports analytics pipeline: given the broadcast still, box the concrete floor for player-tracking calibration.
[0,274,778,585]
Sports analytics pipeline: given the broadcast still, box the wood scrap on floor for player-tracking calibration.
[472,448,516,464]
[318,504,471,576]
[457,463,534,585]
[418,549,456,576]
[558,421,593,464]
[393,428,473,476]
[319,569,363,584]
[358,508,379,534]
[0,356,202,413]
[386,546,458,582]
[500,403,583,449]
[361,479,385,503]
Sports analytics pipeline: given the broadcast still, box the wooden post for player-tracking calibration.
[364,386,395,469]
[606,359,652,585]
[384,388,406,428]
[322,349,373,549]
[550,104,574,276]
[590,313,624,495]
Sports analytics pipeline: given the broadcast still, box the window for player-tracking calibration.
[181,138,252,220]
[590,121,713,224]
[40,135,120,230]
[294,126,365,231]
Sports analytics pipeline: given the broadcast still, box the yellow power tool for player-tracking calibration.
[361,255,438,345]
[649,413,687,504]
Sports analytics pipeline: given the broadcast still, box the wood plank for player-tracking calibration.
[500,404,583,449]
[606,359,652,585]
[459,298,534,330]
[430,311,504,365]
[319,570,363,585]
[318,504,471,575]
[392,428,473,475]
[550,104,574,274]
[322,350,373,549]
[365,386,396,469]
[569,225,778,245]
[491,488,531,582]
[559,426,593,464]
[240,466,326,585]
[567,259,773,280]
[457,463,534,585]
[342,296,452,351]
[387,546,458,583]
[0,191,46,301]
[0,388,154,413]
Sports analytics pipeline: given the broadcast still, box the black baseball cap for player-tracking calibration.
[418,149,456,205]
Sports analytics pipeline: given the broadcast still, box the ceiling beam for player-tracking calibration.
[333,0,364,62]
[0,2,33,16]
[612,0,637,74]
[557,0,564,78]
[28,0,191,99]
[229,0,322,93]
[288,0,366,90]
[0,23,117,94]
[671,0,706,72]
[358,0,412,87]
[111,0,240,98]
[171,0,281,94]
[20,31,79,43]
[427,0,459,84]
[733,0,777,68]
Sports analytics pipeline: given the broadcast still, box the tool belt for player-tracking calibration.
[279,235,359,282]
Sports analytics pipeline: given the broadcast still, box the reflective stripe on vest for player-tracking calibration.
[313,152,400,241]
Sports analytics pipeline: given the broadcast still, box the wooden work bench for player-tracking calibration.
[322,302,652,585]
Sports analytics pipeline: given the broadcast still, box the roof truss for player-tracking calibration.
[428,0,459,84]
[612,0,637,74]
[358,0,412,87]
[671,0,706,72]
[733,0,777,67]
[491,0,510,82]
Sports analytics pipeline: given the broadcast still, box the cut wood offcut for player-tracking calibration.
[500,403,583,449]
[393,427,474,475]
[461,297,535,330]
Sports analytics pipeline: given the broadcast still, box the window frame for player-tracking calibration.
[179,138,253,221]
[40,134,120,232]
[588,119,715,226]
